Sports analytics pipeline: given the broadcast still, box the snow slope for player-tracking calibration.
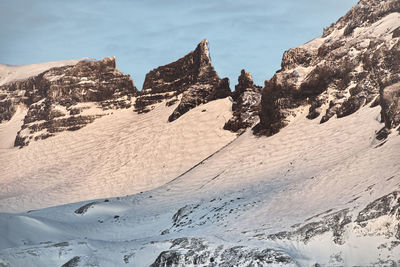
[0,98,236,213]
[1,101,399,266]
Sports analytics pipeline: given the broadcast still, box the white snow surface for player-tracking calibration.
[0,100,399,266]
[0,98,236,213]
[0,58,88,86]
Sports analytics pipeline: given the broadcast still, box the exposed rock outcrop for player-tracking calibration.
[380,82,400,131]
[256,0,400,136]
[0,57,138,147]
[322,0,400,37]
[135,39,231,120]
[150,237,295,267]
[268,209,352,245]
[259,190,399,257]
[224,70,262,132]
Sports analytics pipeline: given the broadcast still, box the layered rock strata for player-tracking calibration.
[256,0,400,137]
[135,39,231,121]
[0,57,137,147]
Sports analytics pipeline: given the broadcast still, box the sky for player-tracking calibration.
[0,0,358,89]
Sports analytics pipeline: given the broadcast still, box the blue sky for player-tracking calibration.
[0,0,358,89]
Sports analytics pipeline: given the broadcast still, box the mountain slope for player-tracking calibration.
[0,98,235,212]
[0,44,238,213]
[257,0,400,137]
[0,101,399,266]
[1,0,400,266]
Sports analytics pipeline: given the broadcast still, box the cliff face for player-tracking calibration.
[0,57,138,147]
[256,0,400,137]
[135,39,231,121]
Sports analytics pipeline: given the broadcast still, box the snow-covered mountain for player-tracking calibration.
[0,0,400,266]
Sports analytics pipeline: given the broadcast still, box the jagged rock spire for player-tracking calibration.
[141,39,219,96]
[136,39,231,121]
[224,69,261,133]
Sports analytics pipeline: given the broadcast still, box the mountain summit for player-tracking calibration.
[135,39,231,121]
[256,0,400,137]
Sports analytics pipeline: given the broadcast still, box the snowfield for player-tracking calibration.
[0,97,236,213]
[1,98,399,266]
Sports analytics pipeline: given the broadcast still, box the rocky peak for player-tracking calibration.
[238,70,254,89]
[0,57,138,147]
[135,39,230,121]
[255,0,400,137]
[224,69,262,133]
[140,39,218,96]
[323,0,400,37]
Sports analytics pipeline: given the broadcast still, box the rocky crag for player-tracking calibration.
[0,57,137,147]
[223,69,262,133]
[256,0,400,138]
[135,39,231,121]
[2,0,400,146]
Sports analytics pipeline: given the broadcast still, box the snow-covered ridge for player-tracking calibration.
[0,58,89,86]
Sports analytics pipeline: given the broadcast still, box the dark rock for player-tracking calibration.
[136,39,230,121]
[74,202,97,215]
[150,238,294,267]
[343,21,358,36]
[356,191,400,224]
[142,39,219,95]
[380,82,400,130]
[168,78,231,122]
[322,0,400,38]
[224,70,262,132]
[61,256,80,267]
[0,57,138,147]
[52,242,69,247]
[281,47,315,70]
[306,97,325,120]
[254,77,293,136]
[336,96,362,118]
[0,99,16,123]
[370,95,380,108]
[268,209,352,245]
[165,97,179,107]
[393,26,400,38]
[256,0,399,136]
[206,77,231,102]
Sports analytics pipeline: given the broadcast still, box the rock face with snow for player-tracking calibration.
[224,69,262,132]
[0,57,137,147]
[256,0,400,137]
[150,238,295,266]
[135,39,231,120]
[2,1,400,266]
